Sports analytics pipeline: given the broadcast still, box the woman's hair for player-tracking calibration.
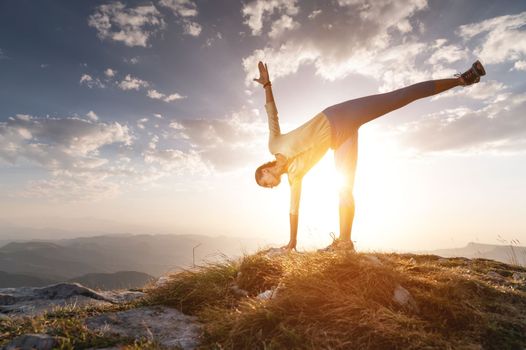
[255,160,278,187]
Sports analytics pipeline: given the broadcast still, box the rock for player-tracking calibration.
[0,283,145,317]
[257,289,273,300]
[2,333,59,350]
[487,271,504,280]
[364,255,383,266]
[154,276,171,288]
[392,284,418,312]
[264,247,287,258]
[230,283,249,297]
[512,272,526,281]
[35,283,112,302]
[85,306,201,350]
[408,257,416,264]
[256,283,284,300]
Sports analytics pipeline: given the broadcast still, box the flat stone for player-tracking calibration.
[85,305,201,350]
[2,333,59,350]
[392,284,418,312]
[0,283,145,317]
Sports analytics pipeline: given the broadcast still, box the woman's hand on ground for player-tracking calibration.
[280,240,297,252]
[253,61,270,86]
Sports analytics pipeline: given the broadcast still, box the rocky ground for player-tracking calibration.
[0,282,202,349]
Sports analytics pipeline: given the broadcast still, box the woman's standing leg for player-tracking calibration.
[334,132,359,242]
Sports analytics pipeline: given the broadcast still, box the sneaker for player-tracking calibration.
[457,60,486,86]
[318,234,356,252]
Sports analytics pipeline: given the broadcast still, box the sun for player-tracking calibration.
[297,127,405,248]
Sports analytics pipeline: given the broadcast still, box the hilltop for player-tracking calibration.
[1,250,526,349]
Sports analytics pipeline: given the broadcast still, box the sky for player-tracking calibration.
[0,0,525,251]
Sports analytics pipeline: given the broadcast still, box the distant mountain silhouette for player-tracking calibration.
[0,234,261,287]
[0,271,56,287]
[427,242,526,266]
[68,271,155,290]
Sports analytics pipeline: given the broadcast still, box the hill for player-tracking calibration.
[68,271,155,290]
[149,249,526,349]
[427,242,526,266]
[0,271,56,288]
[2,250,525,349]
[0,234,261,283]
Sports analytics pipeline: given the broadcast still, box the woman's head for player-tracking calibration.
[255,161,281,188]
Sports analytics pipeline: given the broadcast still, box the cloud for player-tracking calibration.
[512,60,526,71]
[308,9,322,19]
[80,74,105,88]
[118,74,149,90]
[431,80,509,103]
[183,21,202,36]
[397,92,526,154]
[0,114,136,200]
[137,118,149,130]
[0,115,132,168]
[158,0,202,37]
[104,68,116,77]
[0,48,6,59]
[124,57,139,64]
[268,15,299,38]
[86,111,99,121]
[159,0,198,17]
[88,2,165,47]
[168,108,268,171]
[428,39,468,65]
[458,11,526,65]
[242,0,299,36]
[242,0,429,86]
[147,89,186,102]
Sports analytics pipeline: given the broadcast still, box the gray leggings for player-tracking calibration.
[323,80,437,206]
[323,80,437,148]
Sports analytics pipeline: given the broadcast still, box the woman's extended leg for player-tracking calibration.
[324,78,461,130]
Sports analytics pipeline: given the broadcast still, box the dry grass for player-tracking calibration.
[0,299,153,349]
[148,250,526,350]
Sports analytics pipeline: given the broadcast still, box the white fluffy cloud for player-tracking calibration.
[242,0,299,36]
[118,74,149,90]
[88,2,165,47]
[0,115,132,166]
[168,108,268,171]
[86,111,99,121]
[397,92,526,154]
[458,11,526,65]
[104,68,116,77]
[158,0,202,37]
[268,15,299,38]
[80,74,105,88]
[428,39,468,65]
[147,89,186,102]
[242,0,429,86]
[159,0,198,17]
[513,60,526,71]
[0,114,136,200]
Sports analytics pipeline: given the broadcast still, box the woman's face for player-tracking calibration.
[259,168,280,188]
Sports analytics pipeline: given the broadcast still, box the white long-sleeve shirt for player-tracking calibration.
[265,101,332,215]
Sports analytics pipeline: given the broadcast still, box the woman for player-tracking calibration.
[254,60,486,252]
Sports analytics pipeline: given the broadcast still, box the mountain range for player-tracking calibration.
[0,234,262,289]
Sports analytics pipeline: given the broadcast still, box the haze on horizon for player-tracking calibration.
[1,0,525,251]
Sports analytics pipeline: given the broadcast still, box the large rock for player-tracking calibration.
[2,333,60,350]
[0,283,145,316]
[85,306,201,350]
